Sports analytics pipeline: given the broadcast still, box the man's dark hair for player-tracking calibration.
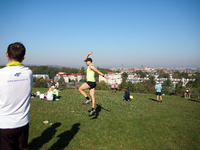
[7,42,26,62]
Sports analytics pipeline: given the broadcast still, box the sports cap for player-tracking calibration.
[51,86,55,88]
[85,58,92,62]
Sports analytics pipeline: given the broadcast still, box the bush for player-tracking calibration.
[162,87,171,95]
[96,81,109,90]
[33,78,47,88]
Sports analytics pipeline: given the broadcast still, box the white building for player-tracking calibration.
[58,72,84,83]
[33,74,49,79]
[99,73,122,85]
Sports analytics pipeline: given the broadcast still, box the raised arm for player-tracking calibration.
[90,65,109,79]
[84,51,93,62]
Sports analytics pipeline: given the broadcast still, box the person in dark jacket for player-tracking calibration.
[123,89,130,101]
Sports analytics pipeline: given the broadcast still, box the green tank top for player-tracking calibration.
[86,64,95,82]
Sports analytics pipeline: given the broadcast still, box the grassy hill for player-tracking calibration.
[28,88,200,150]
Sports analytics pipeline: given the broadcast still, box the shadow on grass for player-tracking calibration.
[57,96,62,99]
[28,122,61,150]
[187,99,200,103]
[48,123,81,150]
[149,98,157,102]
[91,104,110,120]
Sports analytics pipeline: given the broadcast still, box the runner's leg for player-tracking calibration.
[89,88,95,109]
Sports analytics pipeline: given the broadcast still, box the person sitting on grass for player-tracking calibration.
[52,86,59,100]
[45,86,56,101]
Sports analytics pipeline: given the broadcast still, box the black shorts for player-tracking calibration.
[0,123,29,150]
[156,92,161,96]
[86,82,96,89]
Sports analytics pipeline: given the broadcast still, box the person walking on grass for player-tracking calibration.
[115,83,118,93]
[79,51,109,116]
[0,42,33,150]
[155,81,162,102]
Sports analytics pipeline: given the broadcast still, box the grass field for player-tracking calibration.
[28,88,200,150]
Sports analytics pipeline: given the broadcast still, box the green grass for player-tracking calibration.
[28,88,200,150]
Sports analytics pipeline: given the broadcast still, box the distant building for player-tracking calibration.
[99,73,122,85]
[33,74,49,79]
[57,72,84,83]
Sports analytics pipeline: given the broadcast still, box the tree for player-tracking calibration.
[122,72,128,79]
[134,82,145,93]
[162,78,171,87]
[59,76,67,90]
[126,81,134,92]
[136,70,146,78]
[96,81,109,90]
[80,66,85,74]
[175,81,184,96]
[149,75,155,86]
[33,78,47,88]
[193,72,200,88]
[158,72,170,78]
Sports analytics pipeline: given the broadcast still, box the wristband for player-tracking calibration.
[102,75,104,77]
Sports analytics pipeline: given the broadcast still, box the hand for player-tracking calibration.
[88,51,93,55]
[104,76,109,79]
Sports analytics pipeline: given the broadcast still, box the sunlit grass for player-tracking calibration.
[28,88,200,150]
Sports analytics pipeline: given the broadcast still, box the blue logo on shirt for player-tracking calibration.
[14,72,21,77]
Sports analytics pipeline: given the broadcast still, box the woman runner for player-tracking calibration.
[79,51,109,116]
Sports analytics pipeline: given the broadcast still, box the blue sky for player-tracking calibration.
[0,0,200,68]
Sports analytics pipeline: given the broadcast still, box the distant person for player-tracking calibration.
[111,83,114,92]
[115,83,118,93]
[155,81,162,102]
[53,86,59,100]
[79,51,109,116]
[0,42,33,150]
[31,92,37,98]
[54,74,59,91]
[184,86,191,99]
[45,86,56,101]
[123,89,130,101]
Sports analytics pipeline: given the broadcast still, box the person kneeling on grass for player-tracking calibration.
[123,89,130,101]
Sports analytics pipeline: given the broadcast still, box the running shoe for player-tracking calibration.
[83,99,92,105]
[89,110,96,116]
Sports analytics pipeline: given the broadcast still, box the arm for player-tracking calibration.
[90,65,109,79]
[84,51,93,61]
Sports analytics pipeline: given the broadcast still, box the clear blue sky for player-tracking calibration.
[0,0,200,68]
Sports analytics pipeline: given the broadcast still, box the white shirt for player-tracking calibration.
[46,91,55,100]
[0,66,33,129]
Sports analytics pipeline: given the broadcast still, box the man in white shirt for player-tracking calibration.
[0,42,33,150]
